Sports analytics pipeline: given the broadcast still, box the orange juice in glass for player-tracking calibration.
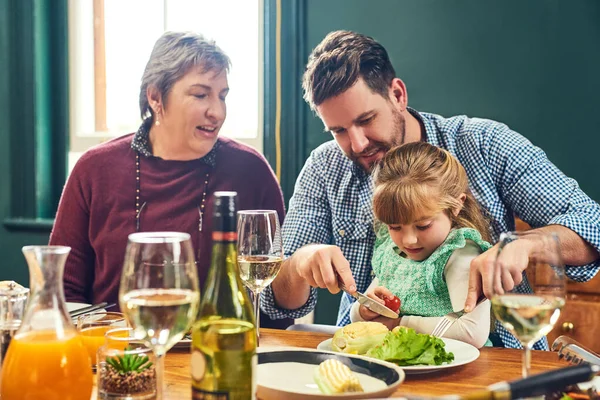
[78,311,129,371]
[103,327,133,350]
[1,329,93,400]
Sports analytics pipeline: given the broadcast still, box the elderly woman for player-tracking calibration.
[50,31,291,329]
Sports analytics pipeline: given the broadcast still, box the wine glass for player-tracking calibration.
[237,210,283,343]
[491,231,566,378]
[119,232,200,399]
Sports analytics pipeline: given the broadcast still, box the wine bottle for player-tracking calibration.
[191,191,257,400]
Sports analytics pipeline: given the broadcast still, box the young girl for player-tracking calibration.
[350,142,492,348]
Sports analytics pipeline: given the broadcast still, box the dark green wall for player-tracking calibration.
[299,0,600,323]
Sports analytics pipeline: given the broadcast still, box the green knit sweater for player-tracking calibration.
[372,227,492,317]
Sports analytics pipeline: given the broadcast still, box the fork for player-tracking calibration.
[552,335,600,365]
[430,296,487,338]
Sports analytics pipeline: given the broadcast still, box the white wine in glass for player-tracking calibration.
[237,255,283,293]
[491,231,565,378]
[121,286,198,353]
[120,232,200,399]
[237,210,283,344]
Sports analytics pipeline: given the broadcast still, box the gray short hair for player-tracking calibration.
[139,31,231,120]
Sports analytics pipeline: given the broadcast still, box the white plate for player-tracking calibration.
[317,337,479,374]
[579,375,600,391]
[66,302,92,313]
[257,348,405,399]
[171,335,191,350]
[67,302,110,325]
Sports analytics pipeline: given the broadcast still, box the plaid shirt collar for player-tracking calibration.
[131,118,219,166]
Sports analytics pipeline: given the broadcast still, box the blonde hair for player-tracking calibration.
[372,142,491,242]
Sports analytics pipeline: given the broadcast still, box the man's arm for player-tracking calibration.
[465,124,600,309]
[270,250,311,311]
[466,224,599,309]
[551,225,600,266]
[261,149,356,319]
[487,123,600,269]
[271,243,357,310]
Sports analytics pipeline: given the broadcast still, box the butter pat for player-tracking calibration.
[314,359,364,394]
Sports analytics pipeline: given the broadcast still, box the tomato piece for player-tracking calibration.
[384,295,401,313]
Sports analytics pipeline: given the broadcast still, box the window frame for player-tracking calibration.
[67,0,264,168]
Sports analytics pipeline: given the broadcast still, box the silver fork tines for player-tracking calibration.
[430,296,487,338]
[430,310,463,338]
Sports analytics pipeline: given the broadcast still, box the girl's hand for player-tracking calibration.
[358,286,401,320]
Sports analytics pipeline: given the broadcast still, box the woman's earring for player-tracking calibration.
[155,108,161,126]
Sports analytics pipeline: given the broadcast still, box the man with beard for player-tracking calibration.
[262,30,600,349]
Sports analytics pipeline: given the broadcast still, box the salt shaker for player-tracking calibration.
[0,281,29,368]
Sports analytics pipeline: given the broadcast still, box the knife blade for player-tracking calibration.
[336,273,399,319]
[355,291,400,319]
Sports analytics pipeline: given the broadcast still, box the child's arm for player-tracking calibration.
[397,241,491,348]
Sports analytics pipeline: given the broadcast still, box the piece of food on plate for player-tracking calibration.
[545,384,600,399]
[366,326,454,366]
[314,359,364,394]
[331,321,389,355]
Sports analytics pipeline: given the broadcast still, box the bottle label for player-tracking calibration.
[192,388,230,400]
[212,231,237,242]
[191,349,206,381]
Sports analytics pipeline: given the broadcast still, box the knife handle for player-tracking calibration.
[509,363,599,399]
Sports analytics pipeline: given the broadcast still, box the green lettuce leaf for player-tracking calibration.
[365,327,454,366]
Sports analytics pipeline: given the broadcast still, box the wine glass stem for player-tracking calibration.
[156,352,165,399]
[254,291,261,346]
[522,343,532,378]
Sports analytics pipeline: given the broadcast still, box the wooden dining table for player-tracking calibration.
[90,328,569,399]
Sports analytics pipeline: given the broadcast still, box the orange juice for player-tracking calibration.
[80,325,112,366]
[103,327,132,349]
[1,329,93,400]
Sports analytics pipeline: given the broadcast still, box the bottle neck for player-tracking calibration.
[202,231,252,314]
[20,246,73,335]
[210,231,239,277]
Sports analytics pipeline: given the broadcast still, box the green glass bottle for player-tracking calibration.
[191,191,257,400]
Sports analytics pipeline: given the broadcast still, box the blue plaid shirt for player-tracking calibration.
[261,108,600,350]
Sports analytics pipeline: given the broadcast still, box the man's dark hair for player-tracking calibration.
[302,30,396,111]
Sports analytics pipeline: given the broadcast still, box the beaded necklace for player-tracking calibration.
[134,151,210,259]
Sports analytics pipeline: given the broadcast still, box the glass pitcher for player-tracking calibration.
[0,246,93,400]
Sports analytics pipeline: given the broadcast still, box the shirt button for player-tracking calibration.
[339,229,345,237]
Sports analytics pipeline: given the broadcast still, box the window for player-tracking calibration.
[68,0,263,170]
